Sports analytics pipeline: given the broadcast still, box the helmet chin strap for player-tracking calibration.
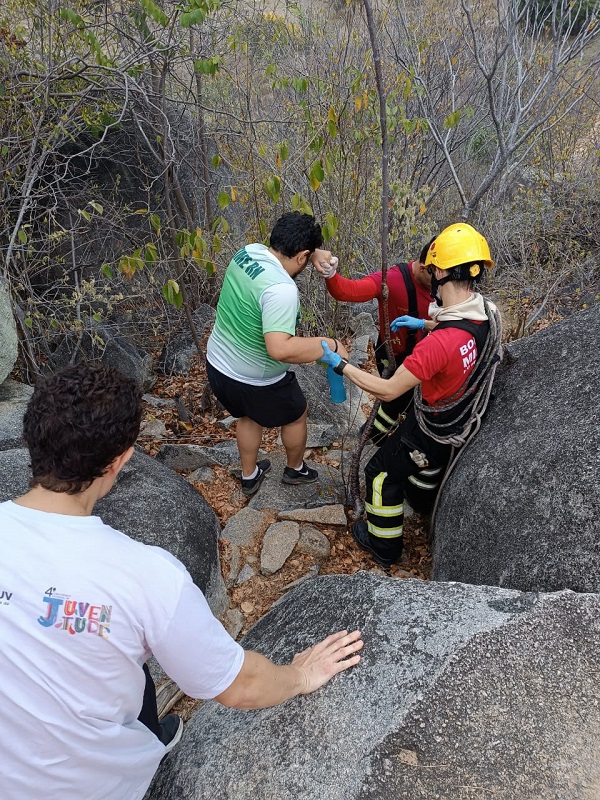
[430,273,454,307]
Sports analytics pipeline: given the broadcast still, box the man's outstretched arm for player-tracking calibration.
[319,341,421,402]
[311,249,380,302]
[264,332,350,363]
[214,629,363,709]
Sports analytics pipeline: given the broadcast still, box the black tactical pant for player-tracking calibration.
[363,409,451,560]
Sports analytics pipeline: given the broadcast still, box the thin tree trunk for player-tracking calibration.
[348,0,395,518]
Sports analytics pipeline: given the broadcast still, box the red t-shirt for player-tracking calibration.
[326,263,431,355]
[403,324,484,406]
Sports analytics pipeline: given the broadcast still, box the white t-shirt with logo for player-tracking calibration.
[0,501,244,800]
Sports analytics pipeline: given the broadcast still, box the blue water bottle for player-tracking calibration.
[326,365,346,404]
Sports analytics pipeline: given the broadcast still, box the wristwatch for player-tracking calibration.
[333,358,349,376]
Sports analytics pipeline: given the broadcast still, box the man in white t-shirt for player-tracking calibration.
[0,363,363,800]
[207,211,349,496]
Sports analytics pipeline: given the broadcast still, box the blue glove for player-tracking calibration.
[391,315,425,332]
[319,340,342,368]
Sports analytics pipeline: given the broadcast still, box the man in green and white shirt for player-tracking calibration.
[207,212,348,496]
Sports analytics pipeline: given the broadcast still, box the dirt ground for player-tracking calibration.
[139,350,432,718]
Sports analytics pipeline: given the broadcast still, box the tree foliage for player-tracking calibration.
[0,0,598,378]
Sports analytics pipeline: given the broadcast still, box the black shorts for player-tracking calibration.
[206,360,307,428]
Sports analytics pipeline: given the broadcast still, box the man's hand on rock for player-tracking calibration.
[292,629,363,694]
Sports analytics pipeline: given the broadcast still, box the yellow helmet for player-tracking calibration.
[425,223,494,276]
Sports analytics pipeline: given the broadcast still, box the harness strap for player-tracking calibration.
[398,262,419,356]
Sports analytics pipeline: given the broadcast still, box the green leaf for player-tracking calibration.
[162,279,183,308]
[212,153,222,168]
[265,63,276,77]
[180,8,206,27]
[309,161,324,191]
[1,144,8,156]
[24,317,33,329]
[140,0,169,26]
[328,119,338,138]
[17,229,28,244]
[292,77,308,94]
[145,242,158,264]
[324,212,338,240]
[291,194,313,215]
[217,190,231,209]
[78,209,91,222]
[60,8,84,28]
[150,213,161,235]
[218,216,229,235]
[92,312,102,322]
[101,264,114,279]
[212,234,221,253]
[192,231,206,256]
[134,207,149,215]
[88,201,103,215]
[265,175,281,203]
[194,57,220,75]
[280,141,289,161]
[443,110,462,129]
[204,260,216,277]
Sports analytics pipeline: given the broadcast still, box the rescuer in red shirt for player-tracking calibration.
[318,223,500,569]
[314,239,435,443]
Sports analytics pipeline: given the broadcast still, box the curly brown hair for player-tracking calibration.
[23,362,143,494]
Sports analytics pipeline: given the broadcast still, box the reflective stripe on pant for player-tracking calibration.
[372,406,398,436]
[404,465,444,514]
[407,466,443,491]
[364,469,404,541]
[370,388,415,441]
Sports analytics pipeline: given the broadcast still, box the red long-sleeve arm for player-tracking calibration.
[325,271,380,302]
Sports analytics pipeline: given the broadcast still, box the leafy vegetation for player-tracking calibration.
[1,0,598,377]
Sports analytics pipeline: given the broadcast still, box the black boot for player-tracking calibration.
[352,521,402,569]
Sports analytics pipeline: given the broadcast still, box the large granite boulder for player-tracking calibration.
[432,304,600,593]
[0,381,33,451]
[0,447,227,616]
[148,572,600,800]
[0,277,18,384]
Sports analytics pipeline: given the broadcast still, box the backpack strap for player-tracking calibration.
[398,262,419,356]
